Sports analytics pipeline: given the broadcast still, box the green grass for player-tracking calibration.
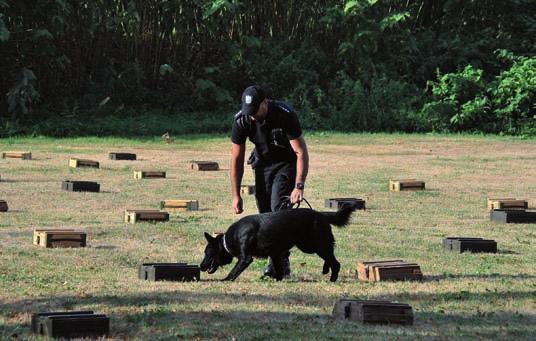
[1,133,536,340]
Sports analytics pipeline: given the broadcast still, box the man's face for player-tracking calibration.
[250,99,268,121]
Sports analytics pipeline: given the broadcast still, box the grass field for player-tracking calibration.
[1,133,535,340]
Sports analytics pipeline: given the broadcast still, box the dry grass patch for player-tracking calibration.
[1,134,536,339]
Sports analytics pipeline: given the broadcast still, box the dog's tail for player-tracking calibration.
[322,203,357,227]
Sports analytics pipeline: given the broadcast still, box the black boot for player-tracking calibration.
[281,256,291,278]
[263,256,291,279]
[263,258,276,278]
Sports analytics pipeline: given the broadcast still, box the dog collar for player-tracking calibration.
[222,233,232,255]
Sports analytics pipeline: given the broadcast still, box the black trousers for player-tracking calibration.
[254,161,296,213]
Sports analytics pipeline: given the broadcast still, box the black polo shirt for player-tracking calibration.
[231,100,302,168]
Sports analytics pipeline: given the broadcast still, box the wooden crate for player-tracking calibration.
[358,260,423,281]
[240,185,256,195]
[69,158,100,168]
[189,161,219,171]
[138,263,200,281]
[0,200,8,212]
[2,151,31,160]
[124,210,169,223]
[491,209,536,224]
[33,229,87,248]
[109,152,136,160]
[333,299,413,325]
[487,198,528,211]
[443,237,497,253]
[62,180,100,192]
[32,311,109,339]
[160,199,199,212]
[325,198,366,210]
[389,179,425,191]
[133,170,166,179]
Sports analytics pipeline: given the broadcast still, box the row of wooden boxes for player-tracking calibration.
[32,297,415,338]
[1,152,134,163]
[357,239,499,281]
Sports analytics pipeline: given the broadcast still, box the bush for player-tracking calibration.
[419,51,536,135]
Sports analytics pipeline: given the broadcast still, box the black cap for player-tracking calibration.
[241,85,265,116]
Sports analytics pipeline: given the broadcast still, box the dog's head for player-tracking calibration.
[199,232,234,274]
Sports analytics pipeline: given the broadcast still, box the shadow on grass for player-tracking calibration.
[1,288,536,339]
[424,273,536,281]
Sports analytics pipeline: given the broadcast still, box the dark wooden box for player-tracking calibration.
[491,209,536,224]
[33,229,87,248]
[0,200,8,212]
[333,299,413,325]
[139,263,200,281]
[124,210,170,223]
[62,180,100,192]
[109,152,137,160]
[69,158,100,168]
[134,170,166,179]
[443,237,497,253]
[32,311,109,339]
[189,161,219,171]
[325,198,366,210]
[389,179,425,191]
[358,260,423,281]
[240,185,256,195]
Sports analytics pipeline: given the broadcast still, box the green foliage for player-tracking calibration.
[492,51,536,132]
[7,68,40,117]
[0,0,534,135]
[420,51,536,134]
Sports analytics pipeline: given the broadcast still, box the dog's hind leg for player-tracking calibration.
[322,262,330,274]
[222,255,253,281]
[270,255,284,281]
[316,250,341,282]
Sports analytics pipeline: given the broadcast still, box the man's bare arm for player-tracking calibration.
[289,136,309,203]
[231,142,246,213]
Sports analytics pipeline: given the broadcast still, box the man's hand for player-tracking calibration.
[233,196,244,214]
[290,188,304,204]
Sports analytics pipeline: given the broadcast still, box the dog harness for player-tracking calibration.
[222,233,232,255]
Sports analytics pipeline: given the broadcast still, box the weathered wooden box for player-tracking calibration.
[33,229,87,248]
[109,152,137,160]
[487,198,528,211]
[333,299,413,325]
[491,209,536,224]
[138,263,200,281]
[69,158,100,168]
[389,179,425,191]
[160,199,199,212]
[0,200,8,212]
[124,210,169,223]
[443,237,497,253]
[62,180,100,192]
[32,311,109,339]
[133,170,166,179]
[189,161,219,171]
[358,260,423,281]
[2,151,32,160]
[325,198,366,210]
[240,185,256,195]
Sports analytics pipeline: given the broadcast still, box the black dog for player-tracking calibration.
[200,204,356,282]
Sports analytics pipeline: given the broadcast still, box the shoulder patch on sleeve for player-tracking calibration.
[274,101,294,114]
[276,104,290,113]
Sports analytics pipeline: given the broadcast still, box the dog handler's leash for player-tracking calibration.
[278,195,313,210]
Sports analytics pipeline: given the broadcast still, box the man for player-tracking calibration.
[230,85,309,279]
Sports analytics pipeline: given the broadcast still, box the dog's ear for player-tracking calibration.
[204,232,215,243]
